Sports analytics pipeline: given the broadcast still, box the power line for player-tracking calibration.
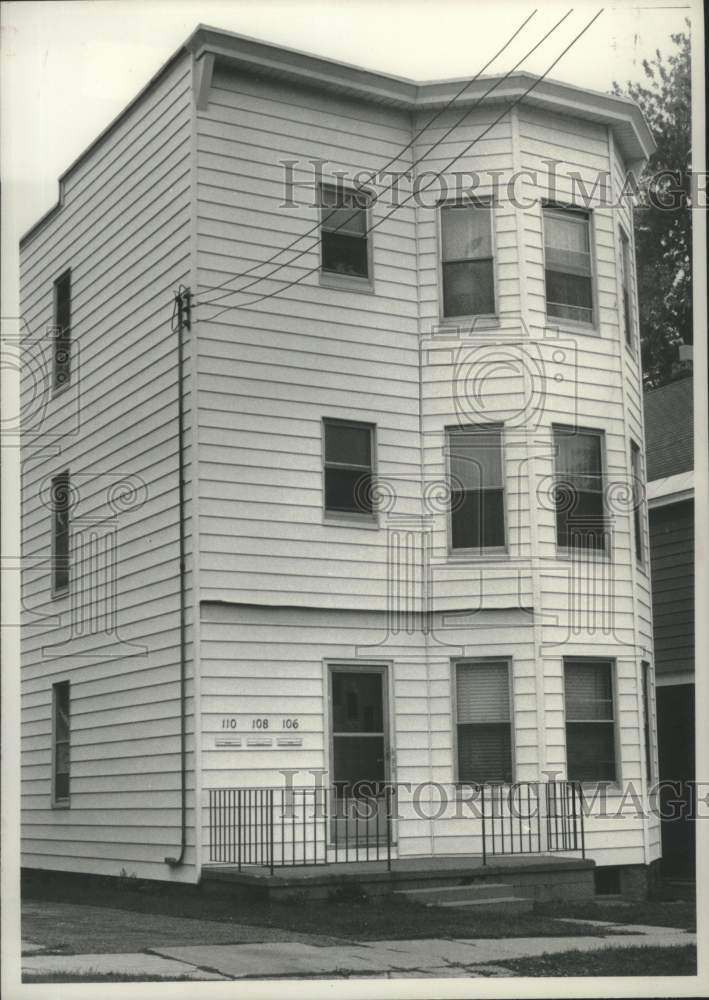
[194,9,539,311]
[205,8,604,319]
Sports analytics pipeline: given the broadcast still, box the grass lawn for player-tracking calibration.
[497,944,697,977]
[535,898,696,931]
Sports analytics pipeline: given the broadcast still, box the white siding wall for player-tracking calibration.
[20,53,198,881]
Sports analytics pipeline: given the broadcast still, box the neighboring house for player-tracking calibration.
[21,26,660,895]
[644,374,694,877]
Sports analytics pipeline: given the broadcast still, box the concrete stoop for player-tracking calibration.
[394,882,534,913]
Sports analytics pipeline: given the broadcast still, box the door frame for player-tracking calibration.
[325,660,393,793]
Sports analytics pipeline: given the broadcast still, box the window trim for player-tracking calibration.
[630,439,644,565]
[51,680,70,808]
[51,470,71,597]
[437,197,499,324]
[318,182,374,292]
[552,423,609,558]
[562,656,619,787]
[322,417,378,525]
[445,423,508,557]
[618,224,635,352]
[452,656,515,786]
[52,268,72,396]
[541,202,598,333]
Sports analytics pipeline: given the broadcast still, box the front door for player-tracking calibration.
[329,666,389,845]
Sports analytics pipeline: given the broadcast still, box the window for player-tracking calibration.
[631,440,643,563]
[52,681,70,805]
[323,419,374,516]
[564,659,616,783]
[51,471,70,593]
[53,270,71,392]
[642,661,654,782]
[543,207,593,325]
[320,185,370,279]
[619,227,634,348]
[440,203,495,317]
[456,660,512,784]
[448,425,505,550]
[553,427,606,551]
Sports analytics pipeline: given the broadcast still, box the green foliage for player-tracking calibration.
[613,24,692,388]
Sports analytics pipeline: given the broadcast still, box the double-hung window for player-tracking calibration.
[456,660,513,784]
[51,471,70,593]
[52,680,70,806]
[631,440,644,563]
[553,426,606,552]
[619,227,634,348]
[53,270,71,393]
[440,202,495,317]
[543,206,594,325]
[320,185,370,279]
[564,659,616,783]
[448,425,505,551]
[323,419,374,517]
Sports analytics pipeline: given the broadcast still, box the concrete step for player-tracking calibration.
[431,895,533,914]
[396,882,515,904]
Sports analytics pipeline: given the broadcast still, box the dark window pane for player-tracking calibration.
[566,722,616,782]
[325,468,372,514]
[325,423,371,466]
[565,661,613,721]
[54,272,71,391]
[556,490,606,550]
[332,672,383,733]
[451,489,504,549]
[52,474,70,590]
[321,232,368,277]
[55,772,70,801]
[457,723,512,783]
[545,269,593,321]
[443,259,494,316]
[333,736,385,794]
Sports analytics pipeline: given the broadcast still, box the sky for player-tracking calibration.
[1,0,693,253]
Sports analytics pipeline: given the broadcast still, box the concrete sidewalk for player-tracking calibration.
[22,923,696,981]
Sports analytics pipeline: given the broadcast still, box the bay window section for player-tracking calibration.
[543,207,594,325]
[564,659,616,783]
[448,425,505,551]
[553,427,606,552]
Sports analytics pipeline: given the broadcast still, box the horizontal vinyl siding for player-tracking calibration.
[20,54,197,882]
[196,68,420,610]
[649,500,694,675]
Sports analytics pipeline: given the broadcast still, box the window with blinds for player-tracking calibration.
[320,185,370,279]
[440,203,495,317]
[455,660,512,783]
[52,680,70,806]
[53,270,71,393]
[553,426,606,551]
[619,227,634,348]
[543,207,594,325]
[448,425,505,550]
[564,659,616,782]
[323,419,374,516]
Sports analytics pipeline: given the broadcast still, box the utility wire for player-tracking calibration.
[194,9,539,310]
[207,8,603,318]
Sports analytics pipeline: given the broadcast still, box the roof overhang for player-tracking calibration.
[647,470,694,508]
[21,25,656,248]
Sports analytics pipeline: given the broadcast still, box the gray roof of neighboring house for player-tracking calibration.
[644,375,694,481]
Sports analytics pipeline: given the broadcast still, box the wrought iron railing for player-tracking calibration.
[480,780,585,863]
[207,780,584,872]
[208,785,396,873]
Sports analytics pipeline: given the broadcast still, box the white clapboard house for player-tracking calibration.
[21,26,660,899]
